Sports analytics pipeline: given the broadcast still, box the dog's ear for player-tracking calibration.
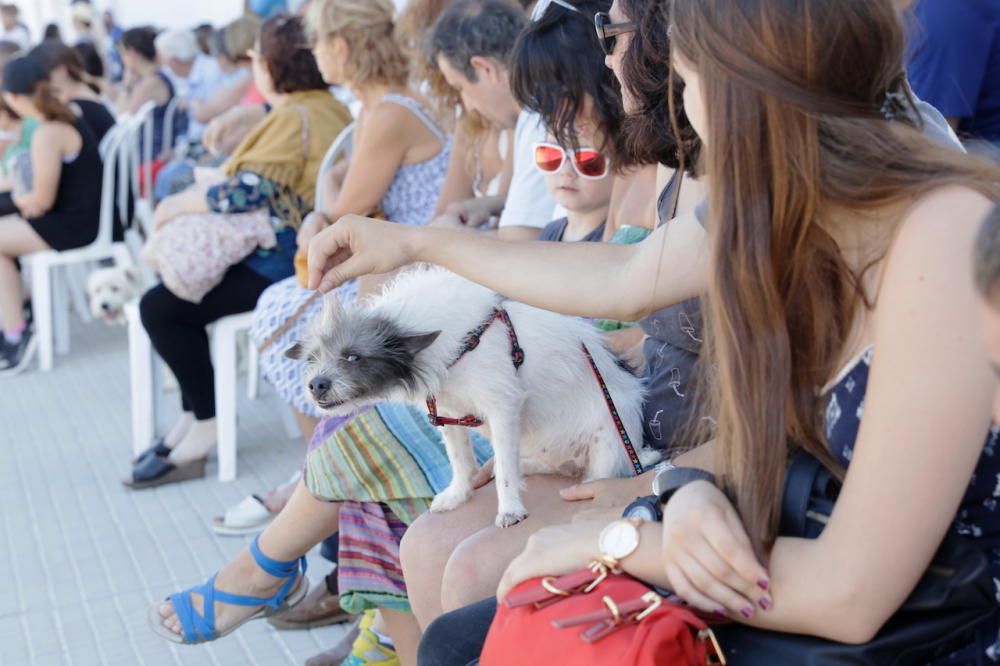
[320,294,346,330]
[400,331,440,356]
[285,343,304,360]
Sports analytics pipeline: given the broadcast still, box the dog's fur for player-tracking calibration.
[86,265,142,326]
[288,267,659,527]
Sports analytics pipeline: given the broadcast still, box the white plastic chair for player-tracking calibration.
[127,122,357,480]
[23,120,136,372]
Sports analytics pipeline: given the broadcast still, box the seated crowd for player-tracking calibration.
[2,0,1000,665]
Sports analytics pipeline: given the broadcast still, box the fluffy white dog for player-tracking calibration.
[86,265,141,326]
[288,267,659,528]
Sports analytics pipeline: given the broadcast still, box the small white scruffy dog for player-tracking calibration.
[288,267,659,528]
[86,265,142,326]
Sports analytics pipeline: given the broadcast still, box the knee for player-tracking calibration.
[138,285,175,333]
[440,538,493,613]
[399,511,442,581]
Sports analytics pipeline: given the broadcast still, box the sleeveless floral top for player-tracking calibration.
[824,347,1000,663]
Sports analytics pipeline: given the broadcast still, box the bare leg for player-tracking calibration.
[0,216,47,329]
[400,474,580,629]
[294,410,319,444]
[381,608,422,666]
[156,480,342,637]
[400,480,498,629]
[440,475,581,613]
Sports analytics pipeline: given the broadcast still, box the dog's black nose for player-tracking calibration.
[309,377,332,397]
[101,303,111,311]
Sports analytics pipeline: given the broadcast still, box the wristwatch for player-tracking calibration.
[598,516,645,570]
[623,495,662,522]
[655,467,717,508]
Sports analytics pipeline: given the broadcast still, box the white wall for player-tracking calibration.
[13,0,245,43]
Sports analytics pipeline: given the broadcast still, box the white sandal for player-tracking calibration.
[211,495,275,536]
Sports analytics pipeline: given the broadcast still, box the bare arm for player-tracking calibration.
[618,188,996,643]
[308,208,709,322]
[118,76,168,116]
[192,75,251,125]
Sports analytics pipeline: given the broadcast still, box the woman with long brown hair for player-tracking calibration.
[307,0,1000,660]
[0,55,103,375]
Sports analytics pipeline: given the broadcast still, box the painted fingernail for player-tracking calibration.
[713,608,727,618]
[741,606,754,619]
[757,579,770,591]
[758,597,771,611]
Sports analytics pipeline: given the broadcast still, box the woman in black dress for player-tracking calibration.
[30,40,116,143]
[0,56,103,375]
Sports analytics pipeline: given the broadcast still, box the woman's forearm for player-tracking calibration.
[408,227,648,321]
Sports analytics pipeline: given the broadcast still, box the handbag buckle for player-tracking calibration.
[583,561,608,593]
[698,628,727,665]
[634,591,662,621]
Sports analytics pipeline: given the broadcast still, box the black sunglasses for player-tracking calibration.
[594,12,636,56]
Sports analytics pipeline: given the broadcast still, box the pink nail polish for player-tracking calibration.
[757,579,769,591]
[713,608,727,618]
[758,597,771,611]
[741,607,754,619]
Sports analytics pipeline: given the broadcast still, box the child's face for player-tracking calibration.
[540,133,614,215]
[980,293,1000,424]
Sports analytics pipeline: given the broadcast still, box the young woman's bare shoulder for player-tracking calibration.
[900,186,994,240]
[877,186,995,306]
[33,120,78,145]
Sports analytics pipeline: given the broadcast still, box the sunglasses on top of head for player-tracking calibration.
[532,142,610,180]
[594,12,636,56]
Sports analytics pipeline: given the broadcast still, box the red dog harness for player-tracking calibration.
[426,307,645,476]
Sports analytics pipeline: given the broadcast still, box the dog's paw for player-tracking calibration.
[495,508,529,528]
[430,485,473,513]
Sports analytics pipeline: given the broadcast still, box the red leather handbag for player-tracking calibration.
[480,564,725,666]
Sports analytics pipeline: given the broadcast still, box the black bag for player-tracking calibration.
[714,452,998,665]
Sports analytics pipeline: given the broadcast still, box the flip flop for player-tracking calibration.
[132,438,172,466]
[148,534,309,644]
[210,495,276,536]
[123,455,206,490]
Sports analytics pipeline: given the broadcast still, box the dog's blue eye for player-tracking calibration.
[345,354,359,362]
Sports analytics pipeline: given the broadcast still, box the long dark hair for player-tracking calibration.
[670,0,1000,554]
[618,0,698,171]
[509,0,625,163]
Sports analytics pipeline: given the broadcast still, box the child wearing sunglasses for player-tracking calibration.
[534,135,614,243]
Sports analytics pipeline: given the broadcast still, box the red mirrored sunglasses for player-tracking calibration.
[532,142,610,180]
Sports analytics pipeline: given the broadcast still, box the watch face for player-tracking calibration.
[624,503,658,522]
[600,520,640,560]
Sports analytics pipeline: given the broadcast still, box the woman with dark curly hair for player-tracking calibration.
[123,15,352,490]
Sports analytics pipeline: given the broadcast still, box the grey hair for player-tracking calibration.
[975,203,1000,299]
[424,0,527,82]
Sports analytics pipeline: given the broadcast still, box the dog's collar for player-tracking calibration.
[427,306,525,429]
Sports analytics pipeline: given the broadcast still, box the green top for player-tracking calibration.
[3,117,40,176]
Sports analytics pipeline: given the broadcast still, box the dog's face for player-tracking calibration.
[286,296,440,414]
[86,266,140,326]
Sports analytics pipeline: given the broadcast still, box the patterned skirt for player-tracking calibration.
[304,403,491,613]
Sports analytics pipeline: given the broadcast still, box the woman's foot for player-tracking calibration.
[168,417,217,464]
[165,412,195,448]
[154,544,296,639]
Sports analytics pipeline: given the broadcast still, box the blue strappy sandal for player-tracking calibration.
[148,535,309,644]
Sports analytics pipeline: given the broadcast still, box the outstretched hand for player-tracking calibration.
[307,214,416,292]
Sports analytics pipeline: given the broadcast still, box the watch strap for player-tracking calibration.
[656,468,716,507]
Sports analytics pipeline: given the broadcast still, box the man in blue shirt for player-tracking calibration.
[907,0,1000,152]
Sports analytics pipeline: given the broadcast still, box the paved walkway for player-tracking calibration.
[0,319,350,666]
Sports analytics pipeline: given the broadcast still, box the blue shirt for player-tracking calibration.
[907,0,1000,143]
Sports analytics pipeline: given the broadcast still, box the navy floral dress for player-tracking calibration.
[825,346,1000,663]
